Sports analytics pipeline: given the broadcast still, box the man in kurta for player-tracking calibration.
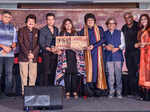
[79,13,107,96]
[105,17,125,99]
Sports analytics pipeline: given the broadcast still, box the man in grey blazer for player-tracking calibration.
[39,13,59,86]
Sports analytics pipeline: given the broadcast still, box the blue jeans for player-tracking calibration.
[106,61,122,95]
[0,57,14,94]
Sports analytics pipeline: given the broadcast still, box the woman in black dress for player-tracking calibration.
[59,18,78,99]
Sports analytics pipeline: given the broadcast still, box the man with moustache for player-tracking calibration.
[122,12,140,97]
[39,13,59,86]
[18,14,39,95]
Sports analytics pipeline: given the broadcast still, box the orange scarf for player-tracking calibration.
[84,24,107,89]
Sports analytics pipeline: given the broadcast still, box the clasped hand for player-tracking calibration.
[28,53,34,59]
[2,45,12,53]
[46,46,61,54]
[105,45,119,53]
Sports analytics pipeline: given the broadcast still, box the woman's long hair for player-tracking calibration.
[138,14,150,41]
[138,14,150,31]
[60,18,76,34]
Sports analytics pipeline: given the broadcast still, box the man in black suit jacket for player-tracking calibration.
[39,13,59,86]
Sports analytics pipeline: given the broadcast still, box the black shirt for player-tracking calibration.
[39,25,59,53]
[122,21,139,52]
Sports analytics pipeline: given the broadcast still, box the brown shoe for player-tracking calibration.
[65,92,70,100]
[73,92,78,99]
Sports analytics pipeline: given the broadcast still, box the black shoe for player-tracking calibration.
[5,93,16,97]
[0,92,7,99]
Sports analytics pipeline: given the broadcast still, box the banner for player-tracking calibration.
[56,36,88,50]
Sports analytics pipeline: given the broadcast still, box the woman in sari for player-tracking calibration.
[79,13,107,96]
[135,14,150,100]
[55,18,86,99]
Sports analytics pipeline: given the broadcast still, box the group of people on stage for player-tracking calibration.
[0,10,150,100]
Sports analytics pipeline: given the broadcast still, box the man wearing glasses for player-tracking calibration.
[0,10,17,96]
[105,17,125,99]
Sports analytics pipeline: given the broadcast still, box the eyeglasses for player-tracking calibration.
[141,18,148,21]
[87,19,94,22]
[3,15,12,19]
[108,23,116,25]
[124,16,132,19]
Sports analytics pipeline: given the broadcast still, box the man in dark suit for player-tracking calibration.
[18,14,39,95]
[39,13,59,86]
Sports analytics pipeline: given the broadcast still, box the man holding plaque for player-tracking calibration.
[79,13,107,96]
[39,13,59,86]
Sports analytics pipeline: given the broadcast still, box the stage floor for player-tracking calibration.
[0,95,150,112]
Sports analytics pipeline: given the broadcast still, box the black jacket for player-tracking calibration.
[122,21,139,52]
[39,25,59,53]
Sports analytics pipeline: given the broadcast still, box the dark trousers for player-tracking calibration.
[13,64,22,96]
[0,57,14,94]
[64,73,78,93]
[41,52,58,86]
[125,51,140,95]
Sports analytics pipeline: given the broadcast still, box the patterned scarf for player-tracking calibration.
[84,24,107,89]
[55,50,86,86]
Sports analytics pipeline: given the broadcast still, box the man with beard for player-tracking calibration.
[122,12,140,97]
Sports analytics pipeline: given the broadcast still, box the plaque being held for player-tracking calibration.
[56,36,88,50]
